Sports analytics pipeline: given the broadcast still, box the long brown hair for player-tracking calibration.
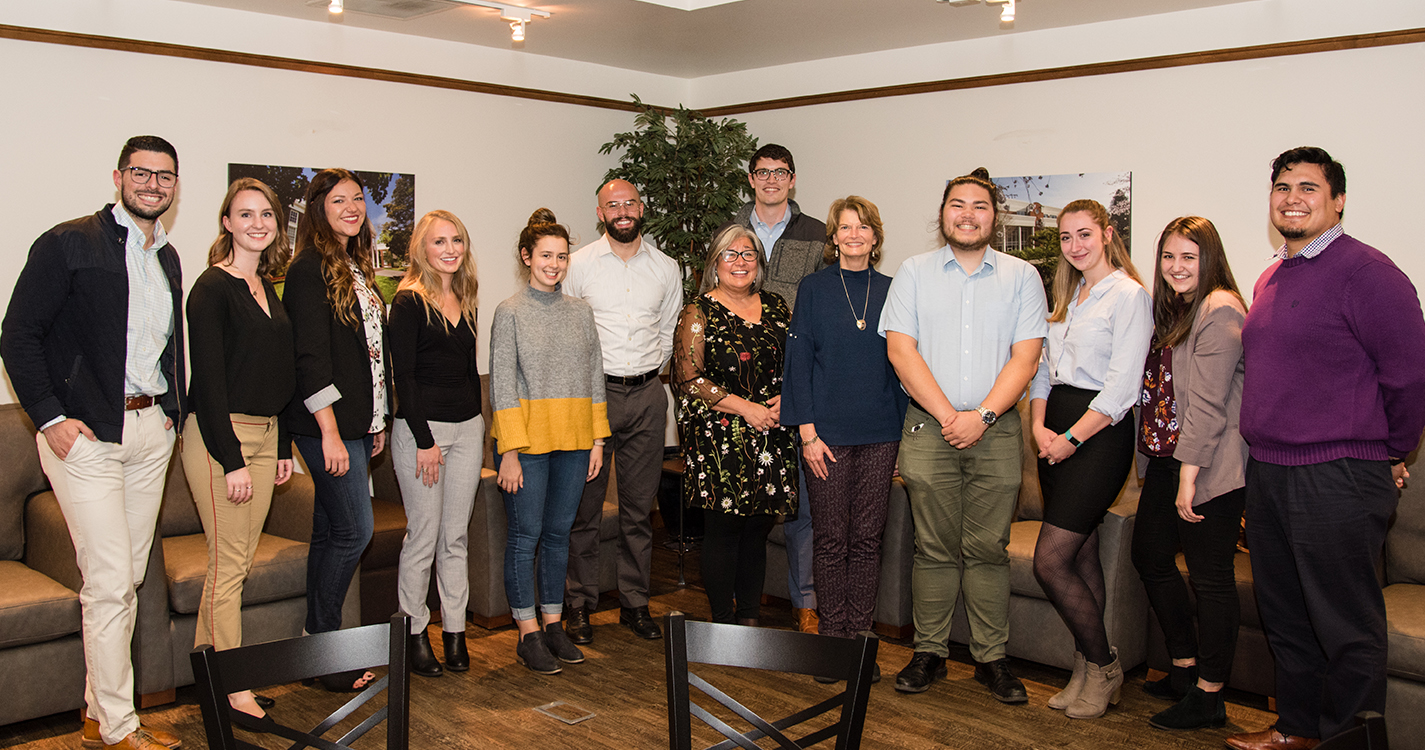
[292,168,381,326]
[398,210,479,329]
[207,178,290,276]
[1047,199,1143,323]
[1151,216,1245,350]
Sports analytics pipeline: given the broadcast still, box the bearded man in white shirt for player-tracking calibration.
[562,179,682,643]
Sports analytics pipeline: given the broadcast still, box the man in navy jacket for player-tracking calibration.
[1,136,186,750]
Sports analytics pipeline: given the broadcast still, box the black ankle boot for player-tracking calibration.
[1148,686,1226,730]
[410,630,443,677]
[1144,663,1197,701]
[443,630,469,672]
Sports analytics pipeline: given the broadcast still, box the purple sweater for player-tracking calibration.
[1241,233,1425,465]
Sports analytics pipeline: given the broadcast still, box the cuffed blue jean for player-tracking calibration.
[294,433,375,634]
[498,449,589,621]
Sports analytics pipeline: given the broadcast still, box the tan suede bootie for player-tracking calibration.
[1047,651,1086,710]
[1065,648,1122,719]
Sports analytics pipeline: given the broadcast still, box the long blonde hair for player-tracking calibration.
[1047,199,1143,323]
[292,168,382,327]
[397,210,479,329]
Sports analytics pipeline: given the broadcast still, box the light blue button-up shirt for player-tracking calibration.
[879,247,1048,410]
[750,203,791,261]
[1030,269,1153,424]
[113,203,174,398]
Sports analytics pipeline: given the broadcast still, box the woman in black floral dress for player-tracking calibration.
[674,224,798,625]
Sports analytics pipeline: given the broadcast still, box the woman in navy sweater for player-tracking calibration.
[781,196,906,668]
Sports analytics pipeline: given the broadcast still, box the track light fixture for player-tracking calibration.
[329,0,343,14]
[935,0,1017,26]
[446,1,551,42]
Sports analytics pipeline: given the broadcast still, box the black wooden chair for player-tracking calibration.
[664,611,878,750]
[1316,712,1389,750]
[190,613,411,750]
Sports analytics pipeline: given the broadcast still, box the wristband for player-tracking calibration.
[1391,457,1404,466]
[593,439,606,447]
[1064,428,1083,448]
[804,435,821,446]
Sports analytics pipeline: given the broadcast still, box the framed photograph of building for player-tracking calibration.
[990,171,1132,255]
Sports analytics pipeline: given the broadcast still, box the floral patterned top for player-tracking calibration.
[351,263,388,434]
[673,292,797,516]
[1138,339,1177,457]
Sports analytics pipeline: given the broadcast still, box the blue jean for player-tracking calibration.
[295,433,375,634]
[783,467,817,609]
[498,449,589,621]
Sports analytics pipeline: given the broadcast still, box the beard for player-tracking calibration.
[122,188,171,221]
[942,225,991,253]
[1274,224,1308,240]
[607,215,643,244]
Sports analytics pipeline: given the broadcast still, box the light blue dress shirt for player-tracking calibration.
[114,203,174,398]
[750,204,791,261]
[879,247,1048,411]
[1030,269,1153,424]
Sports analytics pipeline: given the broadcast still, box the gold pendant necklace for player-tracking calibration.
[838,266,870,331]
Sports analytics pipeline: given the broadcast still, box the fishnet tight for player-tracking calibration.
[1033,522,1111,666]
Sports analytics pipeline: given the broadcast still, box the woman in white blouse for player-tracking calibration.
[1029,199,1153,720]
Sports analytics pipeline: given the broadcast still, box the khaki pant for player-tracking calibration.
[180,413,280,652]
[898,404,1022,662]
[37,405,174,745]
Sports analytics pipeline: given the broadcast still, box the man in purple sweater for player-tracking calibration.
[1226,147,1425,750]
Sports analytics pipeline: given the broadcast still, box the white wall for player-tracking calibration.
[0,33,635,401]
[736,41,1425,307]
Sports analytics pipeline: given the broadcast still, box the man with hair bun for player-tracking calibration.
[1,136,186,750]
[1225,147,1425,750]
[880,168,1047,701]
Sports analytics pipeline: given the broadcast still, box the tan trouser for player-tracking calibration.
[180,413,280,652]
[37,405,174,745]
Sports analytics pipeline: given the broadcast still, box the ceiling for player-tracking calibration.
[170,0,1257,78]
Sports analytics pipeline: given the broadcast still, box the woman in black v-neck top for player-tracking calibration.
[180,178,295,720]
[388,210,483,677]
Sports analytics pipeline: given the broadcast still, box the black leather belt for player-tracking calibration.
[908,398,928,415]
[606,368,660,387]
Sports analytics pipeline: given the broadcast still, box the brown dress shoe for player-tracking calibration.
[83,717,181,750]
[100,730,177,750]
[1224,727,1321,750]
[794,608,819,634]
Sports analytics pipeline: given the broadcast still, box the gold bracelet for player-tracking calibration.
[804,435,820,445]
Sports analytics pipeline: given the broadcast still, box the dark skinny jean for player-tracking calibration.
[1130,455,1245,683]
[700,509,776,623]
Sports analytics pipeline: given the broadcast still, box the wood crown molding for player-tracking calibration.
[2,23,1422,117]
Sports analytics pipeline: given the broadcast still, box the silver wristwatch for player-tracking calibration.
[976,406,998,426]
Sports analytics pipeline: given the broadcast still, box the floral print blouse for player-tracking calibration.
[673,292,797,516]
[1138,339,1178,457]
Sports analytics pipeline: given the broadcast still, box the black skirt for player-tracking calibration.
[1038,385,1135,534]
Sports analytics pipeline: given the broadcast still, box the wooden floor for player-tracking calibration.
[1,533,1276,750]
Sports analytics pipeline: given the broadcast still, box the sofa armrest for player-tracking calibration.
[264,473,316,543]
[1097,488,1148,670]
[23,491,81,593]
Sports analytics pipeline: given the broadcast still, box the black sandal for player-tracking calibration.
[316,669,376,693]
[252,694,276,709]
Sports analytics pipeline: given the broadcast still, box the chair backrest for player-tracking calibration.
[664,611,878,750]
[190,614,411,750]
[1316,712,1389,750]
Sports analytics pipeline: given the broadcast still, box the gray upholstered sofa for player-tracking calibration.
[764,398,1149,672]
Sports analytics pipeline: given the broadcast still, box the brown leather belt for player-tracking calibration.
[606,368,660,387]
[124,394,157,411]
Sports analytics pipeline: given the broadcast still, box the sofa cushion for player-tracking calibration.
[1385,583,1425,681]
[164,532,309,615]
[0,560,81,647]
[0,404,50,561]
[365,498,408,571]
[1007,520,1044,598]
[158,452,203,538]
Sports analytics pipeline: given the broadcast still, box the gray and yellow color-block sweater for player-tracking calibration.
[488,284,611,455]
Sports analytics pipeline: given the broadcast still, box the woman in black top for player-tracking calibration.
[283,168,390,692]
[390,210,483,678]
[180,178,295,717]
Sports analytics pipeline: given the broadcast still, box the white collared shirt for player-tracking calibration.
[1030,269,1153,424]
[564,234,682,378]
[113,203,174,398]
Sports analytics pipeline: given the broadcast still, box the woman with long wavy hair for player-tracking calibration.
[182,177,294,717]
[282,168,390,692]
[1029,199,1153,719]
[390,210,483,678]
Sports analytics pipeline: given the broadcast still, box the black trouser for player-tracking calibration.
[700,510,776,623]
[1246,457,1396,740]
[1131,456,1245,683]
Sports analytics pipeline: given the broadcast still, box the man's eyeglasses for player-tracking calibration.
[720,249,759,263]
[122,166,178,188]
[602,199,642,212]
[750,168,792,182]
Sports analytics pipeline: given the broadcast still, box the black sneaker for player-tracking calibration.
[515,631,562,675]
[544,622,586,664]
[894,652,946,693]
[564,606,594,645]
[974,658,1028,704]
[620,606,663,640]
